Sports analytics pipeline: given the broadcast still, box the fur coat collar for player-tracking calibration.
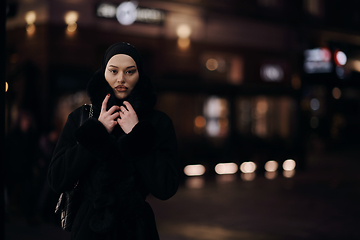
[86,69,157,119]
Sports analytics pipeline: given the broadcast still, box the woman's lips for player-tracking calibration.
[115,86,128,92]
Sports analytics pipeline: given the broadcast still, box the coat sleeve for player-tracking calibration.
[48,108,98,194]
[117,112,180,200]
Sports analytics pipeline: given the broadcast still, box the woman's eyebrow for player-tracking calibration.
[108,65,118,68]
[126,65,136,69]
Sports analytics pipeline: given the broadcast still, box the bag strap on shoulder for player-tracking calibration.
[80,104,93,127]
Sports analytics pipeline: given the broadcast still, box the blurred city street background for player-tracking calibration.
[4,0,360,239]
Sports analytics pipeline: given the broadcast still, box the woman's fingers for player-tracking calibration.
[101,94,110,112]
[119,106,127,114]
[117,101,139,134]
[108,105,120,115]
[123,101,134,113]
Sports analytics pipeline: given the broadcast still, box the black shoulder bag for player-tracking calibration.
[55,104,93,231]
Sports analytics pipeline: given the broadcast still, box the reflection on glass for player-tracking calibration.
[26,24,36,37]
[241,172,256,181]
[185,176,205,189]
[283,170,295,178]
[177,38,190,50]
[216,174,236,183]
[265,171,277,180]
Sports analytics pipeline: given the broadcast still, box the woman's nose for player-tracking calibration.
[117,73,125,83]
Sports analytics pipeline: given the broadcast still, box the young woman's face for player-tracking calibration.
[104,54,139,99]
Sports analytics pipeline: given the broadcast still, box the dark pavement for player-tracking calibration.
[5,148,360,240]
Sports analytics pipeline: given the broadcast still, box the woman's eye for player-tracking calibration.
[126,69,136,75]
[109,69,117,74]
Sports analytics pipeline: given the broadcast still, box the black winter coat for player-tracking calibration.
[48,69,180,239]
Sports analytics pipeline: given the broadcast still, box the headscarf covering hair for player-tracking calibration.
[87,42,157,117]
[102,42,143,74]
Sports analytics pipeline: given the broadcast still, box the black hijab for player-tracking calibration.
[87,42,157,118]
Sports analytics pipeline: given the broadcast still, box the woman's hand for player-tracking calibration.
[98,94,120,133]
[117,101,139,134]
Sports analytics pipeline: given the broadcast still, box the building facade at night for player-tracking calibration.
[6,0,360,177]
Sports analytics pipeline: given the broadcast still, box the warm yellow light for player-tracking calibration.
[177,38,190,50]
[65,11,79,24]
[264,160,278,172]
[206,58,218,71]
[283,169,295,178]
[240,161,257,173]
[26,24,36,36]
[215,163,238,175]
[282,159,296,171]
[25,11,36,24]
[194,116,206,128]
[5,82,8,92]
[176,24,191,38]
[332,87,341,99]
[67,22,77,32]
[184,164,206,176]
[353,60,360,72]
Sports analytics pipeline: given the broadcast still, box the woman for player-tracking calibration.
[48,42,180,239]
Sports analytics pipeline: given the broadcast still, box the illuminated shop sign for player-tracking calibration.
[304,48,332,74]
[96,2,166,25]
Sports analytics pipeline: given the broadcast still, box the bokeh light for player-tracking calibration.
[240,161,257,173]
[5,82,8,92]
[184,164,206,176]
[25,11,36,24]
[282,159,296,171]
[65,11,79,25]
[215,163,238,175]
[310,98,320,111]
[176,24,191,38]
[194,116,206,128]
[332,87,341,99]
[206,58,218,71]
[264,160,278,172]
[335,50,347,66]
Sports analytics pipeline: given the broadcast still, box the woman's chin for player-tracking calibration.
[114,92,129,100]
